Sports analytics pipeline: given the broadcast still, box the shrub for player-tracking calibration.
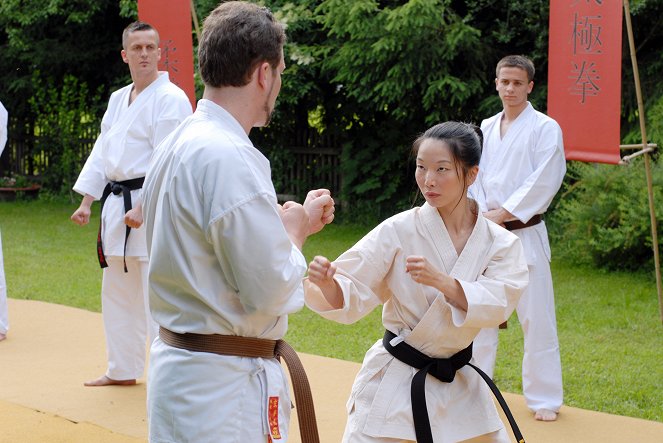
[548,159,663,273]
[28,72,102,199]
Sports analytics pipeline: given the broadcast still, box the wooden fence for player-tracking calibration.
[273,147,341,201]
[0,118,97,179]
[0,121,342,200]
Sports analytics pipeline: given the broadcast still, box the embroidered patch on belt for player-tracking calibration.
[268,396,281,439]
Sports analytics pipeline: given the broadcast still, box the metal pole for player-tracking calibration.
[623,0,663,324]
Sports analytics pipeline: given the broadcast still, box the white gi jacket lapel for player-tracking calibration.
[486,103,535,169]
[404,205,494,356]
[102,74,167,172]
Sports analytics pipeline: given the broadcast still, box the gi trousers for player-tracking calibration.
[0,231,8,335]
[101,256,157,380]
[148,338,291,443]
[472,254,564,412]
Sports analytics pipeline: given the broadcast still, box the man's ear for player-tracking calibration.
[121,49,128,64]
[256,61,271,89]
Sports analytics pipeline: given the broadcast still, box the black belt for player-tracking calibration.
[503,214,542,231]
[97,177,145,272]
[382,330,525,443]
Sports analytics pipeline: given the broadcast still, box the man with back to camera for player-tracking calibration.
[469,54,566,421]
[142,2,335,441]
[70,21,192,386]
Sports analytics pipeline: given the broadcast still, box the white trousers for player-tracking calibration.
[148,338,291,443]
[101,257,157,380]
[473,256,563,412]
[0,230,8,335]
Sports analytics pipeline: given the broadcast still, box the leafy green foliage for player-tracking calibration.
[319,0,487,124]
[548,160,663,272]
[0,0,128,119]
[28,73,102,199]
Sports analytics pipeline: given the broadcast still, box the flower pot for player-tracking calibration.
[0,185,41,202]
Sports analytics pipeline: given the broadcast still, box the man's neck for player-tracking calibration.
[132,71,160,96]
[202,86,259,135]
[502,101,528,123]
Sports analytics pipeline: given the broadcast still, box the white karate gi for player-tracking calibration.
[304,203,528,443]
[143,99,307,443]
[73,72,192,380]
[0,100,8,336]
[469,102,566,413]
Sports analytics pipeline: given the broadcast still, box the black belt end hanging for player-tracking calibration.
[96,177,145,272]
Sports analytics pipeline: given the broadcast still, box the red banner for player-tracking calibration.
[548,1,623,164]
[138,0,196,109]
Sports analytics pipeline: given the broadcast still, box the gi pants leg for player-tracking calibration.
[101,256,157,380]
[473,222,563,413]
[472,327,499,378]
[518,259,563,412]
[471,261,563,413]
[0,231,8,335]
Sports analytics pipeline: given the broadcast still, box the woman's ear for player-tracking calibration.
[466,166,479,186]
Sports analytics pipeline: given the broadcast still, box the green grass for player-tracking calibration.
[2,199,662,422]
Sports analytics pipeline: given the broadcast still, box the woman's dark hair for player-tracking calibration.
[413,121,482,183]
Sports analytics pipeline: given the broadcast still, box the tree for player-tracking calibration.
[0,0,131,181]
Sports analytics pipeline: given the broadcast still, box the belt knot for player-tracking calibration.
[110,181,125,195]
[429,360,456,383]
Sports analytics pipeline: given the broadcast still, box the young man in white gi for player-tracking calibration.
[0,99,8,342]
[70,21,192,386]
[142,2,335,442]
[469,54,566,421]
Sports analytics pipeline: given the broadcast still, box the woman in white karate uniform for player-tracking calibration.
[305,122,529,443]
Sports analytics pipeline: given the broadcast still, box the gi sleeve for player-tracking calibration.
[207,193,307,317]
[453,232,528,328]
[0,101,7,155]
[305,223,395,324]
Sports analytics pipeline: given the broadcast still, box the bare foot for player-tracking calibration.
[535,408,558,421]
[84,375,136,387]
[0,333,6,342]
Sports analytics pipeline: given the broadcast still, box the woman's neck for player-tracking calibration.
[437,199,477,253]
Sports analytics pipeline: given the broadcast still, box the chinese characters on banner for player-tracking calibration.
[138,0,196,110]
[548,0,623,164]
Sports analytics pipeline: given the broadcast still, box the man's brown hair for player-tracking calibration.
[496,55,535,82]
[122,21,159,49]
[199,1,286,88]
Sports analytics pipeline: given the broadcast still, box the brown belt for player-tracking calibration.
[159,327,320,443]
[503,214,542,231]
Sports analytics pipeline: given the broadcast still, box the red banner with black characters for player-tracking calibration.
[548,0,623,164]
[138,0,196,109]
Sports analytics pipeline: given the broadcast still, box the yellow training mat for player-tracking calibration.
[1,299,662,443]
